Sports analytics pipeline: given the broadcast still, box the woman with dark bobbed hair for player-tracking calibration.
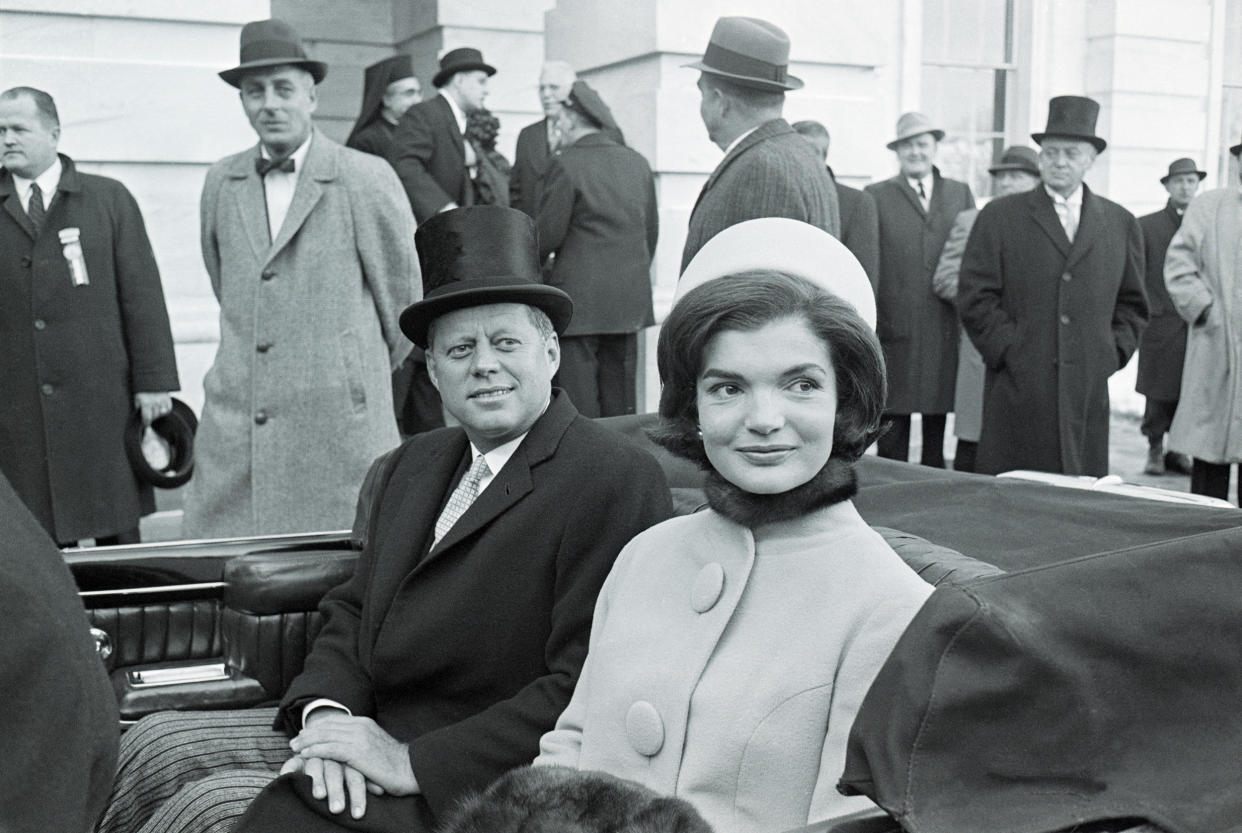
[532,222,934,833]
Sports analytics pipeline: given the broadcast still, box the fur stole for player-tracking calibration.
[703,456,858,529]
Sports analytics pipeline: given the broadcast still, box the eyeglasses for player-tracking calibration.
[1039,146,1089,163]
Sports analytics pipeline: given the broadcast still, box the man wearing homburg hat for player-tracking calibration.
[536,80,658,417]
[680,16,840,273]
[346,54,422,161]
[931,146,1042,472]
[958,95,1147,477]
[180,19,418,539]
[1134,157,1204,476]
[867,112,976,469]
[1162,140,1242,502]
[98,208,671,833]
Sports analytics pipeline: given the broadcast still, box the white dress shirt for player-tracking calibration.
[1045,183,1083,242]
[907,174,933,211]
[259,135,313,243]
[12,156,62,214]
[440,90,477,171]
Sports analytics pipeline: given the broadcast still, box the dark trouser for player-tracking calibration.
[878,414,947,468]
[1141,398,1178,445]
[1191,459,1234,503]
[953,440,978,473]
[555,333,638,419]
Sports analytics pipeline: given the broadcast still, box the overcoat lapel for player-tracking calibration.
[225,150,272,263]
[267,133,331,263]
[1027,187,1072,258]
[0,175,36,240]
[895,175,926,218]
[1065,185,1103,271]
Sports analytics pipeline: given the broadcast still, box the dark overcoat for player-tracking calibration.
[537,131,658,336]
[829,166,880,286]
[510,118,554,217]
[865,169,975,414]
[1135,200,1186,400]
[681,118,841,272]
[1,473,118,833]
[238,392,673,832]
[345,117,398,162]
[391,94,470,224]
[958,185,1148,476]
[0,155,178,543]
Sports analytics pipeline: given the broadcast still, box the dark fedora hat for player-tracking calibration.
[562,80,621,135]
[432,47,497,88]
[1032,94,1107,153]
[988,145,1040,177]
[1160,156,1207,183]
[683,16,803,92]
[219,19,327,88]
[125,398,197,489]
[400,206,573,349]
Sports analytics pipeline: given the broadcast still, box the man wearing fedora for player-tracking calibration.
[181,19,419,539]
[792,119,880,285]
[931,146,1042,472]
[958,95,1147,477]
[1135,157,1204,476]
[866,112,975,469]
[510,61,576,218]
[1162,140,1242,502]
[536,80,658,418]
[0,85,180,548]
[346,54,421,161]
[98,208,671,833]
[680,16,839,273]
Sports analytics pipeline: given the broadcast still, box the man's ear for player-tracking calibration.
[425,351,441,392]
[545,333,560,377]
[307,82,319,113]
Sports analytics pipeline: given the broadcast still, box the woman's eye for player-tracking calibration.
[791,379,819,393]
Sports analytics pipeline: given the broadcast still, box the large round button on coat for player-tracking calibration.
[690,562,725,612]
[626,701,664,756]
[254,410,268,425]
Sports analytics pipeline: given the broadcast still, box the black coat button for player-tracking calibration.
[261,269,276,281]
[257,342,272,353]
[254,410,268,425]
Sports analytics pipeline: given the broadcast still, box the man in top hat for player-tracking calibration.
[536,80,658,417]
[181,19,419,539]
[680,16,840,273]
[98,208,672,833]
[392,47,496,224]
[931,146,1042,472]
[792,119,880,284]
[346,54,421,161]
[958,95,1147,477]
[1135,157,1204,476]
[0,85,179,547]
[865,112,975,468]
[510,61,576,217]
[1162,141,1242,501]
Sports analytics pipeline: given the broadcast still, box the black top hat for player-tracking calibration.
[1031,95,1107,153]
[1160,157,1207,184]
[219,19,327,88]
[432,47,497,89]
[125,398,197,489]
[683,16,803,92]
[347,54,417,146]
[400,207,573,349]
[562,80,621,135]
[988,145,1040,177]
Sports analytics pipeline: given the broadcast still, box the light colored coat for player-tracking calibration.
[183,130,418,538]
[1164,187,1242,463]
[535,501,933,833]
[933,208,985,441]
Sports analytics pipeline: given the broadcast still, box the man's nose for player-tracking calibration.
[470,343,500,374]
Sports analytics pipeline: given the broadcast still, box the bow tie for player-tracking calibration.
[256,156,295,176]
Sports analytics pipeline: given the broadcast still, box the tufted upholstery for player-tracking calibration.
[87,600,223,669]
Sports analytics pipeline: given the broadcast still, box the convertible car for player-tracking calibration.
[64,414,1242,833]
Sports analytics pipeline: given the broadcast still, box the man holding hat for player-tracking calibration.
[182,19,419,539]
[958,95,1147,477]
[866,111,976,469]
[932,146,1042,472]
[392,47,496,224]
[536,80,658,417]
[681,16,840,273]
[1163,141,1242,501]
[1135,157,1204,475]
[0,85,179,547]
[99,208,671,833]
[346,54,421,160]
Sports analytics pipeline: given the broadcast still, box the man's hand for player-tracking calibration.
[289,714,419,800]
[133,392,173,426]
[280,754,381,819]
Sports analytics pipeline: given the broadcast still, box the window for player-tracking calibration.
[922,0,1016,198]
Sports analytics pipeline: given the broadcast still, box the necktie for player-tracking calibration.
[1061,203,1078,242]
[433,455,492,545]
[256,156,296,176]
[916,179,929,210]
[27,183,46,234]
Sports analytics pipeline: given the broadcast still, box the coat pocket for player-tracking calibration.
[339,329,367,414]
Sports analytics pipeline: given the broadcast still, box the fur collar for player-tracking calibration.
[704,456,858,529]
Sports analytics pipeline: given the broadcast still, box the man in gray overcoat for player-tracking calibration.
[1164,138,1242,502]
[182,19,419,538]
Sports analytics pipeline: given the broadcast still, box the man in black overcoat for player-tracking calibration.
[510,61,576,217]
[958,96,1148,477]
[1135,157,1203,475]
[0,86,179,547]
[97,207,672,833]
